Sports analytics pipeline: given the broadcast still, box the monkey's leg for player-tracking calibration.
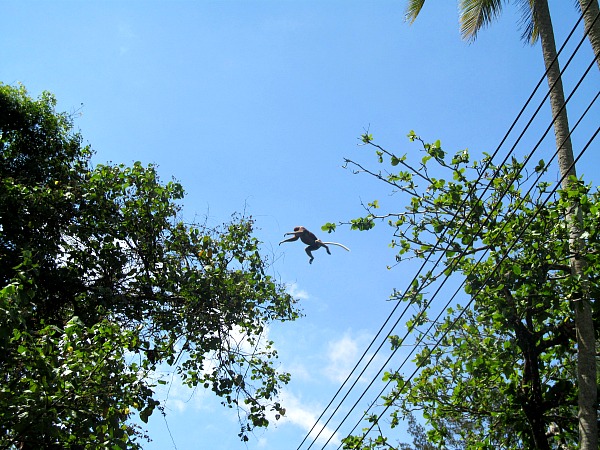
[305,244,319,264]
[319,241,331,255]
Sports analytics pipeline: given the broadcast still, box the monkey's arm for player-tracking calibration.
[279,235,299,245]
[321,241,350,252]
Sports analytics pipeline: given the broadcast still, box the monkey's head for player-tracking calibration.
[293,226,304,232]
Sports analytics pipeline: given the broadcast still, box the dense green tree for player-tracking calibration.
[327,132,600,449]
[0,83,300,448]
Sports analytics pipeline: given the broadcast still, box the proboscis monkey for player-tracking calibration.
[279,226,350,264]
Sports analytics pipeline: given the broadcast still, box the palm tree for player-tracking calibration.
[405,1,597,449]
[578,0,600,71]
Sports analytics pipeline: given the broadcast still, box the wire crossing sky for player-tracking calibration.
[297,6,600,448]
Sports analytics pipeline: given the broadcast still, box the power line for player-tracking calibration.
[329,46,600,446]
[297,4,598,448]
[335,76,600,447]
[329,83,599,449]
[328,20,600,444]
[347,121,599,448]
[299,18,593,450]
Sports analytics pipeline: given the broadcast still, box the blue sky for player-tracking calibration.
[2,1,599,449]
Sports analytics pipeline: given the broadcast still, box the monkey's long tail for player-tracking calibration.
[322,242,350,252]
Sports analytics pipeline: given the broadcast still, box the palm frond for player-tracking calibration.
[405,0,427,24]
[516,0,538,44]
[459,0,504,42]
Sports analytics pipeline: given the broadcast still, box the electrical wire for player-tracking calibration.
[296,4,598,448]
[299,21,593,450]
[329,76,600,449]
[347,122,599,448]
[335,78,600,448]
[326,18,600,444]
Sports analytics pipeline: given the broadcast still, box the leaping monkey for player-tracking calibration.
[279,226,350,264]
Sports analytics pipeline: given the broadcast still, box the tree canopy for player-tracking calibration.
[0,83,300,448]
[328,132,600,449]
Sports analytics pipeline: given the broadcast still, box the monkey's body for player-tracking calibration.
[279,226,350,264]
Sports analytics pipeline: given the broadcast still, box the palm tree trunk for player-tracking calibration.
[534,2,598,450]
[578,0,600,71]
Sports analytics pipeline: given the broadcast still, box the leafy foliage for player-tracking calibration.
[0,84,300,448]
[338,132,599,449]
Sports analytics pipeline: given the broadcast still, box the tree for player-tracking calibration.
[329,133,599,449]
[577,0,600,71]
[406,0,600,66]
[404,2,598,447]
[0,83,300,448]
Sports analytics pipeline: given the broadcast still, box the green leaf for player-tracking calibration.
[361,133,373,143]
[534,159,545,172]
[321,222,337,233]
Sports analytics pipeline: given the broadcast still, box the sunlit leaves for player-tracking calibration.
[351,216,376,231]
[0,295,152,448]
[361,132,374,144]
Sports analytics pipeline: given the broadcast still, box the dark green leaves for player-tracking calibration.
[0,84,300,446]
[534,159,546,173]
